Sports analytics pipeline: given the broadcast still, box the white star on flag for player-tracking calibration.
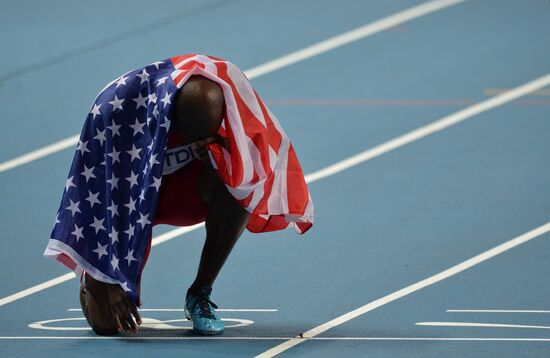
[160,92,172,107]
[149,153,160,167]
[93,129,106,146]
[156,76,168,85]
[150,176,161,192]
[107,200,118,217]
[111,255,120,271]
[120,281,132,292]
[65,199,81,217]
[86,190,101,208]
[90,103,102,119]
[125,249,137,265]
[136,212,151,228]
[54,214,60,225]
[126,170,139,189]
[71,224,84,241]
[148,93,157,103]
[89,216,106,234]
[150,61,164,69]
[77,140,90,155]
[107,120,122,137]
[108,95,125,111]
[136,69,150,84]
[125,197,137,214]
[132,92,148,109]
[160,116,171,130]
[152,104,159,118]
[129,119,145,136]
[80,165,96,182]
[125,224,135,239]
[93,242,108,260]
[139,188,146,201]
[106,174,119,189]
[107,148,121,163]
[115,75,128,88]
[65,176,76,191]
[109,228,119,244]
[126,144,142,161]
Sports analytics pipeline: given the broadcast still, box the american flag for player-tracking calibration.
[45,54,314,304]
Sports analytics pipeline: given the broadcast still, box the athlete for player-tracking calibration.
[46,55,313,337]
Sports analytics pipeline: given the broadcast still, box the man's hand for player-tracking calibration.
[107,284,142,333]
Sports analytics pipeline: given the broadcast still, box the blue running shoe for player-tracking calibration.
[185,287,224,335]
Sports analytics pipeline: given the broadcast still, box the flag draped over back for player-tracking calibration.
[45,54,314,304]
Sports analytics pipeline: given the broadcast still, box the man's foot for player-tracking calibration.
[185,287,224,335]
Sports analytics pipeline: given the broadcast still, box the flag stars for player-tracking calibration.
[136,212,151,228]
[108,95,125,112]
[54,213,61,225]
[90,103,102,119]
[89,216,106,234]
[109,228,119,244]
[160,116,171,130]
[125,249,137,265]
[93,128,106,146]
[65,199,81,217]
[156,76,168,85]
[160,92,172,107]
[127,144,142,162]
[77,140,90,156]
[85,190,101,208]
[107,200,118,218]
[120,281,132,292]
[125,224,135,239]
[111,255,119,271]
[150,61,164,70]
[115,75,129,88]
[152,105,159,118]
[150,176,161,192]
[126,170,139,189]
[65,176,76,191]
[71,224,84,242]
[129,119,145,136]
[125,197,137,215]
[93,242,108,260]
[107,120,122,137]
[132,92,148,109]
[107,173,119,190]
[149,153,160,167]
[136,69,150,84]
[107,148,121,164]
[148,93,157,104]
[80,165,96,182]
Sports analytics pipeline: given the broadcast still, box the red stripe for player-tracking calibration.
[285,144,308,214]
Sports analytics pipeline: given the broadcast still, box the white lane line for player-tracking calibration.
[417,322,550,330]
[304,72,550,183]
[0,225,201,307]
[0,134,80,173]
[447,309,550,313]
[3,70,550,308]
[67,308,278,312]
[1,336,550,342]
[2,70,550,308]
[244,0,465,79]
[256,222,550,357]
[0,0,465,175]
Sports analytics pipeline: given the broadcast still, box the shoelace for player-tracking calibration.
[195,296,219,319]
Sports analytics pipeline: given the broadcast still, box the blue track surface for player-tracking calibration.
[1,1,550,356]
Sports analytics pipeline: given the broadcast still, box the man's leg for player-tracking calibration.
[189,165,250,294]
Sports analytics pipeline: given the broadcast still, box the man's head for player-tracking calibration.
[171,75,224,141]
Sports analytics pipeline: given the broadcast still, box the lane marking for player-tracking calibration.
[67,308,277,312]
[2,71,550,308]
[447,309,550,313]
[1,336,550,341]
[0,0,464,174]
[417,322,550,330]
[256,222,550,357]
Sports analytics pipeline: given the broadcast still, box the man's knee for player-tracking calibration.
[171,76,224,140]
